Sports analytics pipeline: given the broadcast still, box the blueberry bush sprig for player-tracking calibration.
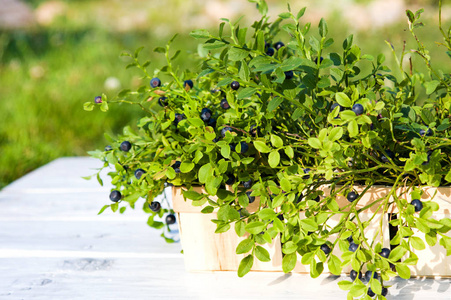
[85,1,451,298]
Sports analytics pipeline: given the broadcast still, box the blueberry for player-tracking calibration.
[277,214,284,221]
[274,41,284,50]
[422,150,432,165]
[207,118,216,128]
[350,270,363,281]
[246,191,255,203]
[420,128,432,137]
[242,179,252,189]
[120,141,132,152]
[379,247,391,258]
[109,190,122,202]
[184,79,193,90]
[352,103,364,116]
[330,103,343,112]
[220,98,230,110]
[173,113,185,125]
[94,96,102,103]
[411,199,423,212]
[225,174,235,185]
[320,244,331,255]
[158,97,168,107]
[249,125,259,137]
[347,191,358,202]
[221,126,233,137]
[150,77,161,88]
[367,288,375,297]
[165,214,176,225]
[134,168,146,180]
[172,161,181,173]
[381,287,388,297]
[240,141,249,154]
[104,145,113,152]
[200,108,212,122]
[149,201,161,212]
[347,235,354,243]
[365,270,379,282]
[284,71,294,80]
[231,81,240,90]
[229,143,236,152]
[381,150,394,163]
[266,47,275,56]
[349,242,359,252]
[303,168,311,179]
[314,56,324,64]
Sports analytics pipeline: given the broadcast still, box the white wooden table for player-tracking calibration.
[0,157,450,299]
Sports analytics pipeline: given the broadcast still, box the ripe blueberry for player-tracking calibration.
[350,270,363,281]
[150,77,161,88]
[173,113,185,125]
[220,98,230,110]
[240,141,249,154]
[349,242,359,252]
[420,128,432,137]
[320,244,331,255]
[242,179,252,189]
[231,81,240,90]
[165,214,176,225]
[381,287,388,297]
[266,47,275,56]
[303,168,311,179]
[314,56,324,64]
[221,126,233,137]
[347,235,354,243]
[94,96,102,103]
[207,118,216,128]
[365,270,378,282]
[134,168,146,180]
[411,199,423,212]
[352,103,364,116]
[249,125,260,137]
[172,161,181,173]
[225,174,235,185]
[330,103,343,112]
[347,191,358,202]
[109,190,122,202]
[184,79,193,90]
[149,201,161,212]
[277,214,284,221]
[158,97,168,107]
[274,41,284,50]
[367,288,375,297]
[284,71,294,80]
[120,141,132,152]
[246,191,255,204]
[379,247,391,258]
[200,108,212,122]
[104,145,113,152]
[229,143,236,152]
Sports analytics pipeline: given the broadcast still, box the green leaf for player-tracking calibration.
[327,254,342,275]
[182,190,204,200]
[180,162,194,173]
[421,109,434,125]
[245,221,266,234]
[236,238,254,254]
[297,7,306,19]
[282,252,297,273]
[254,140,271,153]
[229,47,249,61]
[235,221,246,237]
[300,218,318,231]
[329,127,343,141]
[215,223,230,233]
[389,246,407,261]
[201,206,214,214]
[255,246,271,262]
[284,146,294,159]
[239,62,250,82]
[238,255,254,277]
[283,241,298,254]
[258,208,276,220]
[237,87,258,99]
[425,80,440,95]
[396,263,411,279]
[190,29,210,39]
[348,120,359,137]
[370,278,382,295]
[268,151,280,168]
[410,236,426,250]
[308,138,321,149]
[319,18,328,37]
[336,92,352,107]
[268,97,283,112]
[310,260,323,278]
[280,178,291,192]
[198,163,212,184]
[111,202,118,212]
[100,101,109,112]
[97,205,110,215]
[83,102,94,111]
[338,280,353,290]
[153,46,165,54]
[270,135,284,148]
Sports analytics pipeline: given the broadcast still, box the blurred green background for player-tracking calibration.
[0,0,449,189]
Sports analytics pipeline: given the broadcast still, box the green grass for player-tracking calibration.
[0,2,449,189]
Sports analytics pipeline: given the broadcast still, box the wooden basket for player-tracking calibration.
[172,186,451,276]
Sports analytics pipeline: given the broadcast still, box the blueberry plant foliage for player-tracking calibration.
[85,0,451,298]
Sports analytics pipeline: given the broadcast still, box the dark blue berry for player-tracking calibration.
[134,168,146,180]
[158,97,168,107]
[330,103,343,112]
[229,143,236,152]
[240,141,249,154]
[150,77,161,88]
[381,287,388,297]
[94,96,102,103]
[221,126,233,137]
[380,247,390,258]
[347,235,354,243]
[411,199,423,212]
[320,244,331,255]
[349,242,359,252]
[242,179,252,189]
[172,161,181,173]
[200,108,212,122]
[314,56,324,64]
[231,81,240,90]
[274,41,284,50]
[365,270,379,282]
[347,191,358,202]
[350,270,363,281]
[352,103,364,116]
[120,141,132,152]
[277,214,284,221]
[303,168,311,179]
[109,190,122,202]
[149,201,161,212]
[173,113,185,125]
[420,128,432,137]
[266,47,275,56]
[184,79,193,89]
[367,288,375,297]
[225,174,235,185]
[207,118,216,128]
[246,191,255,203]
[220,98,230,110]
[284,71,294,80]
[165,214,176,225]
[381,150,394,163]
[250,125,259,137]
[104,145,113,152]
